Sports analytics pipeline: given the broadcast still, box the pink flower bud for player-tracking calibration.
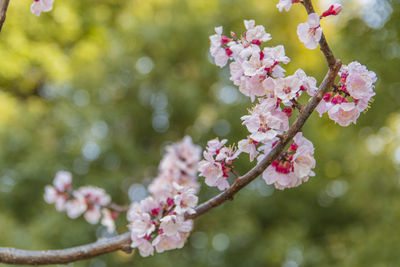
[225,47,233,56]
[321,4,342,18]
[221,35,230,45]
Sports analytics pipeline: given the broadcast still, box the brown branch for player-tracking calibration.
[0,0,10,32]
[291,99,303,112]
[0,232,132,265]
[0,0,343,265]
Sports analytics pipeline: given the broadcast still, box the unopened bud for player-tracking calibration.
[321,4,342,18]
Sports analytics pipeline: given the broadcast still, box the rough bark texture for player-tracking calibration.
[0,0,10,32]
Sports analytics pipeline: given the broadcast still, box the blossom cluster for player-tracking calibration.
[128,184,197,257]
[44,171,117,232]
[128,137,201,256]
[259,133,315,190]
[316,61,377,126]
[199,138,239,190]
[31,0,54,16]
[205,19,318,190]
[204,7,377,191]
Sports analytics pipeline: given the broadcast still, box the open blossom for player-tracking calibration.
[276,0,301,12]
[276,0,293,12]
[295,69,318,96]
[297,13,322,49]
[327,102,360,126]
[341,61,377,101]
[31,0,54,16]
[131,236,154,257]
[241,98,289,143]
[44,171,72,211]
[66,186,111,224]
[238,137,259,162]
[259,132,315,190]
[210,26,231,68]
[244,20,272,43]
[274,75,302,105]
[199,138,239,190]
[101,208,116,233]
[173,183,198,215]
[242,52,271,77]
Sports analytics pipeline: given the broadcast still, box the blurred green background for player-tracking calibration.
[0,0,399,266]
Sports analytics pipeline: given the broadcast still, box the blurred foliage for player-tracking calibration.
[0,0,399,266]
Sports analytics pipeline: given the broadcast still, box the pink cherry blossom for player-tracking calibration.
[242,52,272,77]
[128,190,195,257]
[238,74,268,102]
[199,138,238,191]
[31,0,54,16]
[276,0,293,12]
[238,138,259,162]
[327,102,361,127]
[276,0,301,12]
[341,61,377,101]
[263,45,290,66]
[152,232,190,253]
[297,13,322,49]
[173,183,198,215]
[101,208,116,233]
[295,69,318,96]
[241,98,289,143]
[65,193,87,219]
[43,171,72,211]
[199,151,229,190]
[260,132,315,190]
[131,235,154,257]
[66,186,111,224]
[210,27,230,68]
[244,20,272,43]
[274,75,302,105]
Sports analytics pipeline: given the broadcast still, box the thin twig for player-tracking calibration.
[106,203,129,213]
[0,0,342,264]
[291,99,303,111]
[231,169,240,180]
[0,0,10,32]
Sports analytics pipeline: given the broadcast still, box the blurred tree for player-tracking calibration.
[0,0,398,266]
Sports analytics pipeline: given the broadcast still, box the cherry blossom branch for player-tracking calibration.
[0,60,341,265]
[188,59,341,219]
[0,0,10,32]
[107,203,129,213]
[0,0,344,264]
